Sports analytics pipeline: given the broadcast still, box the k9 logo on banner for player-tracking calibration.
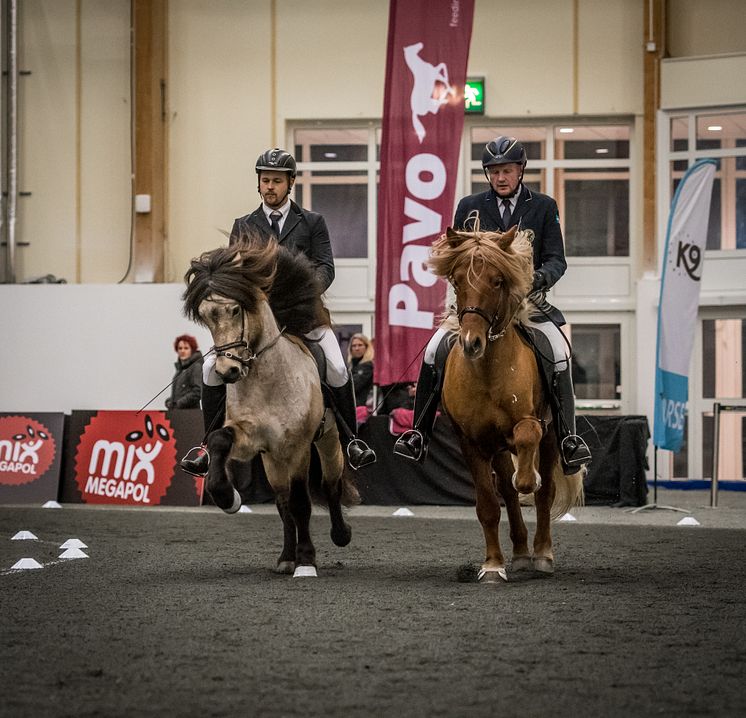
[0,416,57,485]
[74,411,177,505]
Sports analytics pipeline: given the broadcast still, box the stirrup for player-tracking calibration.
[560,434,591,474]
[346,438,376,471]
[393,429,427,463]
[180,445,210,477]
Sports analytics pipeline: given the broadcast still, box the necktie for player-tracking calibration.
[501,199,512,229]
[270,210,282,238]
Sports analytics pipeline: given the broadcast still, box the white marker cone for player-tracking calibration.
[238,505,253,513]
[11,558,43,570]
[59,548,89,560]
[11,531,38,540]
[60,539,88,549]
[677,516,700,526]
[293,565,318,578]
[392,507,414,516]
[42,500,62,509]
[559,513,577,522]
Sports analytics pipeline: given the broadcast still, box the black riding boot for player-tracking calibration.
[329,378,377,470]
[179,382,226,476]
[393,362,440,462]
[552,368,592,474]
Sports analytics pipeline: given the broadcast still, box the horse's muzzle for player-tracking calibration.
[216,365,241,384]
[461,332,485,360]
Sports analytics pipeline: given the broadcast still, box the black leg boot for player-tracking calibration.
[180,382,226,476]
[329,378,377,470]
[393,362,441,462]
[552,368,592,474]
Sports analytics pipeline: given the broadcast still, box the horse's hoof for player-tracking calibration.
[477,566,508,583]
[330,524,352,547]
[533,557,554,574]
[275,561,295,575]
[293,565,318,578]
[221,488,242,515]
[511,555,532,572]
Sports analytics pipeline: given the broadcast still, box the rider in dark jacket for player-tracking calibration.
[394,136,591,474]
[181,149,376,475]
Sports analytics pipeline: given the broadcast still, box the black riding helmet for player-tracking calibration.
[255,148,297,179]
[482,136,527,187]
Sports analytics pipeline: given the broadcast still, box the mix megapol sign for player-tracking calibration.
[0,413,64,504]
[60,410,204,507]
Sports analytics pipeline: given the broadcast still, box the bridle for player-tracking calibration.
[210,300,285,367]
[456,298,525,343]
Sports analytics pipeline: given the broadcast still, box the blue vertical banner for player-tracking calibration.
[654,159,717,451]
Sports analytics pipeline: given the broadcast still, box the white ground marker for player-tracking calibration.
[60,539,88,550]
[677,516,701,526]
[59,548,89,560]
[238,505,253,513]
[10,558,44,570]
[11,531,38,540]
[43,500,62,509]
[559,512,577,522]
[392,507,415,517]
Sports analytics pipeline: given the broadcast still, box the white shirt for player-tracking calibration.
[262,201,291,234]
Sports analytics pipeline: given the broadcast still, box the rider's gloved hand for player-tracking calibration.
[531,269,548,293]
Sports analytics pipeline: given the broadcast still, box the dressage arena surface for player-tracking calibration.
[2,490,745,718]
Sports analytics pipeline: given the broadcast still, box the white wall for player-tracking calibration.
[0,285,211,413]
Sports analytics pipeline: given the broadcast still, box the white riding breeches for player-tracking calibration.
[202,325,349,388]
[423,317,569,372]
[524,316,569,372]
[304,326,349,388]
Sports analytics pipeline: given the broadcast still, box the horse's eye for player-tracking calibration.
[230,305,240,317]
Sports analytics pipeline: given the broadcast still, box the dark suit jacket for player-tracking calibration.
[229,200,335,292]
[453,185,567,323]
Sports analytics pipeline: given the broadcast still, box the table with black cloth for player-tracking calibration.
[232,413,650,508]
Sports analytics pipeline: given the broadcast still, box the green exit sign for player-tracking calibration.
[465,77,485,115]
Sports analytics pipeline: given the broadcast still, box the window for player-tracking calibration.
[293,128,378,259]
[568,323,621,402]
[468,123,632,257]
[669,110,746,251]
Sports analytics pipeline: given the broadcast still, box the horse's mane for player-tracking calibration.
[182,231,328,337]
[430,213,534,316]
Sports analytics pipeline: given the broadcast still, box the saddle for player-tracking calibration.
[516,323,561,419]
[302,338,327,384]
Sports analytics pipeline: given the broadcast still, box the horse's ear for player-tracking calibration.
[497,226,517,251]
[445,226,464,248]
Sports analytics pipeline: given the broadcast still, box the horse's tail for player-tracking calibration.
[550,465,585,520]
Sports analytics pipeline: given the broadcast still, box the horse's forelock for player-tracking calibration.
[430,227,533,299]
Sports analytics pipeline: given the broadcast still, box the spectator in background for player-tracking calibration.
[347,333,374,408]
[166,334,203,410]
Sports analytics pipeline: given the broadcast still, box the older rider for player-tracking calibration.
[394,136,592,474]
[182,148,376,474]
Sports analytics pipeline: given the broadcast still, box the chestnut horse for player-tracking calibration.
[431,225,584,582]
[182,237,359,577]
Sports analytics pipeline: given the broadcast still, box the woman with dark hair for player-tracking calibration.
[166,334,203,410]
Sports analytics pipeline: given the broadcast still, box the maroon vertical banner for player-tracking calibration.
[375,0,474,386]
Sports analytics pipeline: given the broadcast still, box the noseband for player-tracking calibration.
[211,303,285,367]
[457,305,507,342]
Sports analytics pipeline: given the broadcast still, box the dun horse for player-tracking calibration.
[431,225,584,582]
[183,237,358,577]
